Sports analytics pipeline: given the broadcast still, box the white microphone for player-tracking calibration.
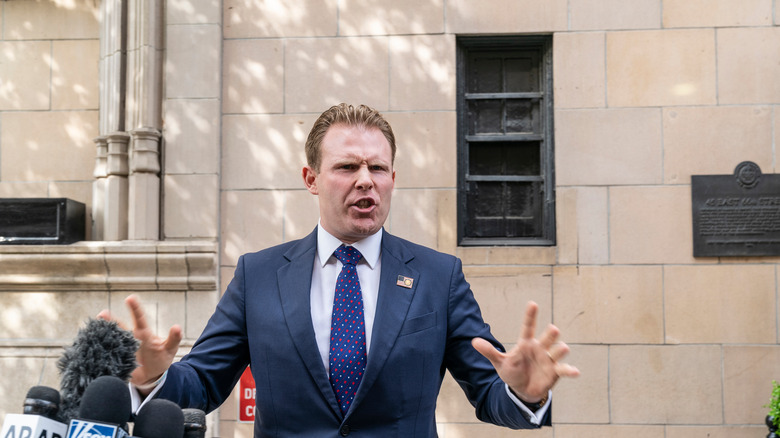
[0,386,68,438]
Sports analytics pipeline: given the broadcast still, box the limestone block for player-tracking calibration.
[463,266,551,344]
[555,187,609,265]
[221,114,313,190]
[387,189,440,250]
[456,246,556,266]
[666,426,765,438]
[3,0,99,40]
[663,106,773,184]
[610,345,722,424]
[0,356,60,418]
[551,345,609,424]
[220,190,284,266]
[556,108,663,186]
[168,0,221,24]
[185,291,218,339]
[0,111,98,181]
[665,265,776,344]
[570,0,660,30]
[0,41,51,110]
[0,292,107,340]
[285,37,389,113]
[383,111,456,189]
[606,29,716,107]
[223,0,338,38]
[105,253,158,290]
[609,186,694,264]
[222,39,284,114]
[446,0,567,33]
[723,346,780,425]
[339,0,444,35]
[166,24,221,99]
[164,99,220,174]
[717,27,780,105]
[389,35,455,111]
[51,40,100,110]
[282,190,320,242]
[553,265,664,344]
[163,174,219,239]
[663,0,773,27]
[553,32,606,109]
[442,422,548,438]
[188,251,220,290]
[554,425,664,438]
[0,182,48,198]
[156,253,189,290]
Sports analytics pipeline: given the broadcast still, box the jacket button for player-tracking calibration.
[339,425,351,436]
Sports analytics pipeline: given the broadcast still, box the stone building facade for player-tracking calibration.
[0,0,779,437]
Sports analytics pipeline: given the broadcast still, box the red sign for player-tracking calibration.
[238,366,256,422]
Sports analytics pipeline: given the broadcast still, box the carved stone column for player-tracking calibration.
[128,128,161,239]
[94,0,164,241]
[92,136,108,240]
[125,0,164,240]
[104,132,130,240]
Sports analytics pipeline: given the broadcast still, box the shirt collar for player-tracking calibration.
[316,221,382,269]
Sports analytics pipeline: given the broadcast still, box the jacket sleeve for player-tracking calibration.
[442,257,552,429]
[156,255,251,413]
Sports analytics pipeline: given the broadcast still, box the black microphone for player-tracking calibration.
[24,386,61,420]
[131,399,184,438]
[66,375,131,438]
[182,409,206,438]
[58,318,138,423]
[0,386,68,438]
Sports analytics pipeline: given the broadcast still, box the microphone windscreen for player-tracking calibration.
[77,375,132,426]
[26,386,61,403]
[132,399,184,438]
[58,318,138,422]
[23,385,61,419]
[182,408,207,438]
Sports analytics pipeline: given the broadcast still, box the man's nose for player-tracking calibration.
[355,165,373,189]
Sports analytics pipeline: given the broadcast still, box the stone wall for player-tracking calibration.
[1,0,779,437]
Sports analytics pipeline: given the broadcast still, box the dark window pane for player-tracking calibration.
[468,100,503,134]
[505,55,539,92]
[469,57,502,93]
[469,142,540,176]
[466,181,543,238]
[505,100,540,134]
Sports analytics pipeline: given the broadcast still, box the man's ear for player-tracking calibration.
[302,166,318,195]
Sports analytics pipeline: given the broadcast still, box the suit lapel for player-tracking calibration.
[351,232,419,412]
[277,229,342,418]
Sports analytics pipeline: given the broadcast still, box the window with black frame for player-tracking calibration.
[457,36,555,246]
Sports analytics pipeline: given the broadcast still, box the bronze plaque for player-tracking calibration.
[692,162,780,257]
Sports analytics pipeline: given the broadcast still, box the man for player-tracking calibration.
[112,103,579,437]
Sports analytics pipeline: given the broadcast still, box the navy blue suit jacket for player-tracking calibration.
[158,228,550,437]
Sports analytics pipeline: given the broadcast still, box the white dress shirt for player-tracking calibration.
[311,224,383,374]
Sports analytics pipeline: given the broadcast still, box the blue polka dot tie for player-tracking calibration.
[329,245,367,415]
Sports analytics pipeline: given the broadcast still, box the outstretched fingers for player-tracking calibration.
[519,301,539,342]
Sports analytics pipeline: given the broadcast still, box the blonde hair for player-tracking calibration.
[305,103,396,171]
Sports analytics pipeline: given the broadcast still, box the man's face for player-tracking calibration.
[303,124,395,244]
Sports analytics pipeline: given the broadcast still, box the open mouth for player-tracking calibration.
[356,199,373,209]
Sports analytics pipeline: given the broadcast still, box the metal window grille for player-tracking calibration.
[457,36,555,246]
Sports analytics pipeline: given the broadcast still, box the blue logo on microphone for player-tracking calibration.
[66,420,117,438]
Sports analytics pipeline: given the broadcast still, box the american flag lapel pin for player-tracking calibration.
[396,275,414,289]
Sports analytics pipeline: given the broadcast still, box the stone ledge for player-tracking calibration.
[0,240,217,291]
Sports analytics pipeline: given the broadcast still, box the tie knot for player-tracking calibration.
[334,245,362,266]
